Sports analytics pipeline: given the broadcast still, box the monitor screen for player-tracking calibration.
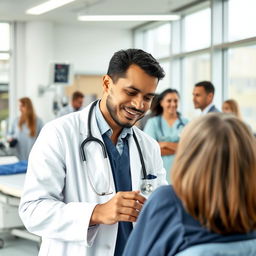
[53,63,70,84]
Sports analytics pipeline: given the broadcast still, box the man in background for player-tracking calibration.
[57,91,84,117]
[193,81,220,114]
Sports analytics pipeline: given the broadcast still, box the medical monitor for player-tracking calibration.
[50,62,73,85]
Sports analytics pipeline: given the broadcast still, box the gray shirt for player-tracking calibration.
[8,117,43,160]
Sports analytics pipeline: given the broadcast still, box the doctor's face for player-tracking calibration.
[102,64,158,129]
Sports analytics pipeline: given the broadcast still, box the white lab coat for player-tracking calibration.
[19,103,167,256]
[57,104,77,117]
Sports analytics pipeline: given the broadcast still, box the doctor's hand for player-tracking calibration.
[90,191,146,225]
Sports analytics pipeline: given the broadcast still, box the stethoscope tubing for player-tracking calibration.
[80,100,148,196]
[158,113,185,138]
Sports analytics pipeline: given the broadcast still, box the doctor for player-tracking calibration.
[19,48,167,256]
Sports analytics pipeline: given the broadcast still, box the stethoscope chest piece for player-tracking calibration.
[140,180,154,195]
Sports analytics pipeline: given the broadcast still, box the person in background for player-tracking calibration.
[19,49,167,256]
[222,99,241,119]
[57,91,84,117]
[143,88,188,184]
[193,81,220,114]
[8,97,43,160]
[123,113,256,256]
[222,99,255,136]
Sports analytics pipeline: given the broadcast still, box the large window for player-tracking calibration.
[0,23,10,139]
[134,0,256,132]
[156,61,171,94]
[228,0,256,41]
[144,23,171,58]
[183,8,211,52]
[227,45,256,130]
[0,23,10,51]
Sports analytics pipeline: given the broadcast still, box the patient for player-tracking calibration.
[123,113,256,256]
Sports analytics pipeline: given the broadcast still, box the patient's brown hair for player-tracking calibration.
[172,113,256,234]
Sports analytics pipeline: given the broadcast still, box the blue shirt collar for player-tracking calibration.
[95,101,133,139]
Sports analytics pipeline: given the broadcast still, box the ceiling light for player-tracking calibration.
[78,14,180,22]
[26,0,75,15]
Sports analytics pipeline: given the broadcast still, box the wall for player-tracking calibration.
[13,21,132,123]
[65,75,103,100]
[54,25,132,74]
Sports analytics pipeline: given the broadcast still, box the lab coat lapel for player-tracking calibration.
[79,103,116,195]
[129,131,142,191]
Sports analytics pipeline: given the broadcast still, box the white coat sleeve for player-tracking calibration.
[153,140,168,186]
[19,122,98,246]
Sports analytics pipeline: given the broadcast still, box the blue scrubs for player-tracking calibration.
[102,134,133,256]
[144,115,188,183]
[123,185,256,256]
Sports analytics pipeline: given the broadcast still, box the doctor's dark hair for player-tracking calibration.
[107,49,165,83]
[195,80,215,94]
[151,88,180,117]
[172,113,256,235]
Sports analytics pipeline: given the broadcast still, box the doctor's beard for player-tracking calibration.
[106,95,145,128]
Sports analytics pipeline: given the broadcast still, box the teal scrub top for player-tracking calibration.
[143,115,188,183]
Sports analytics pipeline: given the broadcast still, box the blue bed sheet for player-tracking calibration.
[0,160,28,175]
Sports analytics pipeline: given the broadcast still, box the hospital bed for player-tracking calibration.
[0,156,40,248]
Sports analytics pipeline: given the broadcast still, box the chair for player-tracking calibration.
[175,239,256,256]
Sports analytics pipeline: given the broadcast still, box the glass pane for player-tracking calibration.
[184,8,211,52]
[0,56,9,126]
[0,54,10,84]
[156,61,170,94]
[144,23,171,58]
[182,53,211,119]
[0,23,10,51]
[0,92,9,123]
[228,0,256,41]
[227,46,256,133]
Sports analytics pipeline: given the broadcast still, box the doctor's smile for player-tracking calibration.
[123,106,145,121]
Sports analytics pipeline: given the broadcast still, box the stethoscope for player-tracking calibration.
[80,100,155,196]
[158,112,185,138]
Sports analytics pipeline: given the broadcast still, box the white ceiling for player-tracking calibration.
[0,0,201,29]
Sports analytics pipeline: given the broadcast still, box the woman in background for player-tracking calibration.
[143,88,188,183]
[222,99,241,118]
[8,97,43,160]
[123,114,256,256]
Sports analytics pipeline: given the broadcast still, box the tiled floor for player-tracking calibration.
[0,233,38,256]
